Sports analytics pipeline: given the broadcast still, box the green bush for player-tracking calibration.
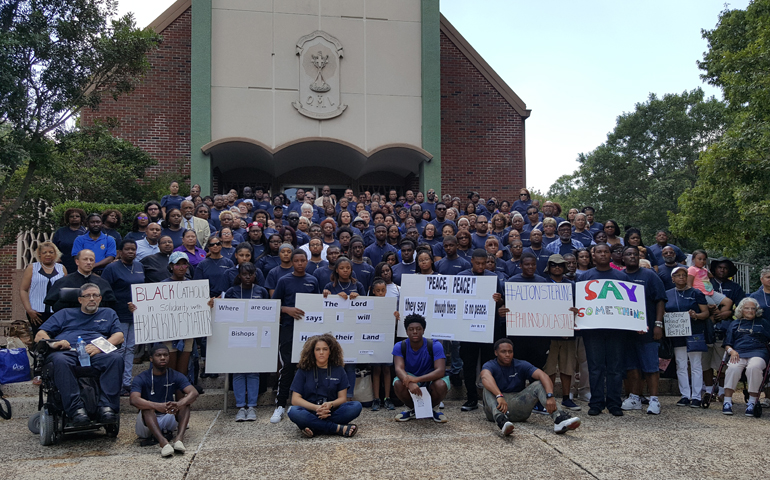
[51,201,145,237]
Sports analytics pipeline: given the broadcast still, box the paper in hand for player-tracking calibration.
[410,387,433,419]
[91,337,117,353]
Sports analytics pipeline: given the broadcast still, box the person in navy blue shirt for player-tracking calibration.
[364,225,397,266]
[749,266,770,323]
[53,208,87,274]
[288,333,362,437]
[323,256,366,298]
[71,213,117,273]
[265,244,295,296]
[435,235,470,275]
[481,338,580,436]
[256,234,283,278]
[579,243,633,416]
[160,181,184,217]
[130,344,198,457]
[391,240,417,285]
[620,246,667,415]
[722,297,770,416]
[314,245,349,288]
[512,188,532,216]
[287,188,307,214]
[524,230,551,276]
[582,206,604,235]
[430,202,455,239]
[193,237,234,298]
[647,230,687,267]
[710,258,747,307]
[455,249,505,412]
[571,213,595,248]
[471,215,491,250]
[270,249,321,424]
[101,240,145,394]
[656,245,679,290]
[392,314,449,423]
[349,238,375,292]
[420,188,438,218]
[35,283,124,426]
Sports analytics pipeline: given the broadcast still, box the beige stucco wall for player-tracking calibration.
[210,0,422,151]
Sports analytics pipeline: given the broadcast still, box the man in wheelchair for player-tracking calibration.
[34,283,124,426]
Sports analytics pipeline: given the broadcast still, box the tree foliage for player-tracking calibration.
[547,89,727,245]
[670,0,770,268]
[0,0,161,241]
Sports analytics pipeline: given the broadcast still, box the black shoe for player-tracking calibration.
[461,399,478,411]
[99,407,117,424]
[587,407,602,416]
[71,408,91,426]
[609,407,624,417]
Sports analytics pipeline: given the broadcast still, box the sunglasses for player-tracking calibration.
[209,242,222,246]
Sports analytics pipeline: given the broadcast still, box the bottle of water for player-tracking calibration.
[76,336,91,367]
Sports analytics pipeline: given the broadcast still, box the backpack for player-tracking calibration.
[400,339,434,364]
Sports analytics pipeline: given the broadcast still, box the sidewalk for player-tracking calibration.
[1,396,766,479]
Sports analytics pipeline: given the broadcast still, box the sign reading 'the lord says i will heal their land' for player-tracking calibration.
[398,274,498,343]
[131,280,212,344]
[292,294,398,363]
[574,279,647,332]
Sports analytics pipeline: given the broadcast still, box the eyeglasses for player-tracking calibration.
[520,194,528,197]
[138,215,148,219]
[80,294,101,299]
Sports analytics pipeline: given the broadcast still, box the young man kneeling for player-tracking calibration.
[392,314,449,423]
[481,339,580,436]
[130,344,199,457]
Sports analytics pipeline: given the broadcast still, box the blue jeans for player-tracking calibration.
[119,321,135,389]
[233,373,260,408]
[583,329,627,411]
[287,401,362,434]
[448,341,463,375]
[46,351,123,417]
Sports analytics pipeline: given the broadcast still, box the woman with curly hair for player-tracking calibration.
[287,333,362,437]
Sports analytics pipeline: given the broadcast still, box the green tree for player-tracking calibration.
[671,0,770,274]
[0,0,161,243]
[548,89,727,244]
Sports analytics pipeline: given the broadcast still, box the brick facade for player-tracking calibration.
[80,8,192,178]
[439,30,527,201]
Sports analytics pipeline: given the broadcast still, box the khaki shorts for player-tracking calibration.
[543,339,577,376]
[164,339,195,353]
[701,340,725,371]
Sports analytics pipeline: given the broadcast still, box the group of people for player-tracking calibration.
[21,183,770,453]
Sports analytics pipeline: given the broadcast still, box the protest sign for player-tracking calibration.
[292,294,397,363]
[505,282,574,336]
[132,280,212,344]
[398,274,498,343]
[206,299,281,373]
[664,312,692,337]
[574,279,647,331]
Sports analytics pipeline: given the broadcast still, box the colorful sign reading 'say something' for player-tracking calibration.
[574,280,647,332]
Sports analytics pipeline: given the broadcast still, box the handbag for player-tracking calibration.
[353,367,373,404]
[658,337,674,360]
[0,347,31,384]
[686,334,708,352]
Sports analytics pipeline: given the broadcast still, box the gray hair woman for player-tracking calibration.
[721,297,770,416]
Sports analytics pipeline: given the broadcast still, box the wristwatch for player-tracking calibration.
[546,393,554,399]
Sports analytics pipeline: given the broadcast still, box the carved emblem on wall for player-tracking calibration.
[292,31,347,120]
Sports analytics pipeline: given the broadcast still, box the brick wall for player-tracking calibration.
[439,30,527,203]
[80,8,192,179]
[0,244,16,322]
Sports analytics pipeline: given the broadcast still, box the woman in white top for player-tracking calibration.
[20,241,66,332]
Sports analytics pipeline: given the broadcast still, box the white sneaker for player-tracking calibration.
[646,398,661,415]
[235,407,247,422]
[621,396,642,411]
[173,440,186,453]
[760,398,770,408]
[439,401,445,409]
[270,406,285,424]
[246,407,257,421]
[161,443,174,457]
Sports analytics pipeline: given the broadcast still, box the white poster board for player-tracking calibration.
[505,282,574,337]
[397,274,498,343]
[131,280,212,344]
[664,312,692,337]
[292,294,398,363]
[574,279,647,332]
[205,299,281,373]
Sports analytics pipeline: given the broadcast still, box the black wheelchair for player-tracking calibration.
[27,338,120,445]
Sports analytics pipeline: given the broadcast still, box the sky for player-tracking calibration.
[117,0,750,192]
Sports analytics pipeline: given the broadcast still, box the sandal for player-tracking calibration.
[338,424,357,437]
[301,427,314,438]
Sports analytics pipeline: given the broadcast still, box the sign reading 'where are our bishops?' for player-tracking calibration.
[398,274,498,343]
[574,279,647,332]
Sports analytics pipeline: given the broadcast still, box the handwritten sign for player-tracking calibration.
[206,299,281,373]
[574,280,647,331]
[131,280,212,344]
[664,312,692,337]
[292,294,397,363]
[505,283,574,337]
[398,274,498,343]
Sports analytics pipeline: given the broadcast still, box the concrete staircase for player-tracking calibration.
[2,359,684,418]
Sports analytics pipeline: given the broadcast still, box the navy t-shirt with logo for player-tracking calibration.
[272,273,320,308]
[39,307,121,345]
[290,366,349,404]
[131,368,191,404]
[481,358,537,393]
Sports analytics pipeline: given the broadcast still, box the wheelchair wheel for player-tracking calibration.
[701,393,711,409]
[105,422,120,438]
[28,411,41,434]
[754,403,763,418]
[39,409,56,446]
